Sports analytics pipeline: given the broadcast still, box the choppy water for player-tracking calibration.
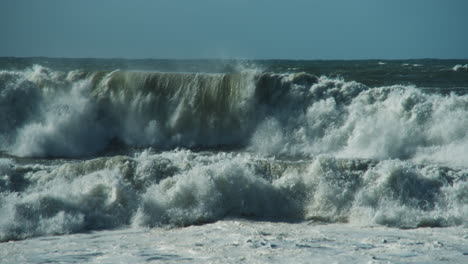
[0,57,467,263]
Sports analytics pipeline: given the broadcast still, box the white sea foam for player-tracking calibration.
[249,76,468,168]
[13,78,111,157]
[2,220,467,264]
[0,150,466,241]
[453,64,468,71]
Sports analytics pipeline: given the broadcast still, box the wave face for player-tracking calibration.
[1,60,467,241]
[1,65,321,157]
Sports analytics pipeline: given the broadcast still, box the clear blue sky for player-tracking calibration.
[1,0,467,59]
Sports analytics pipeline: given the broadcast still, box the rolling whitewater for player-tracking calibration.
[1,57,468,263]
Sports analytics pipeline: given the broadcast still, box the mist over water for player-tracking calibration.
[0,58,467,241]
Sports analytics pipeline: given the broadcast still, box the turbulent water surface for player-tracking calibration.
[1,57,468,263]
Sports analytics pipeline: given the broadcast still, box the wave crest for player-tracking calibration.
[1,65,468,168]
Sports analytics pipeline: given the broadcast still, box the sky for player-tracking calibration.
[1,0,467,59]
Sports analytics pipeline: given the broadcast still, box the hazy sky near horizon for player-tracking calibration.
[1,0,467,59]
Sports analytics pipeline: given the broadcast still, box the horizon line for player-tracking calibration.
[1,56,468,61]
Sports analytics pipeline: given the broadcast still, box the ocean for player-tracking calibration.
[0,57,467,263]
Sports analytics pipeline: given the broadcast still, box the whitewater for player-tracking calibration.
[0,58,467,263]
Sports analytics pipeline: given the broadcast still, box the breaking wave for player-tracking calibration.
[453,64,468,71]
[1,65,318,157]
[1,65,468,167]
[0,150,466,241]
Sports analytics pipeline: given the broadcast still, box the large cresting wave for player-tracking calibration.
[1,65,318,157]
[1,65,468,166]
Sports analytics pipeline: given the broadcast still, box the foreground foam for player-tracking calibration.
[1,150,466,241]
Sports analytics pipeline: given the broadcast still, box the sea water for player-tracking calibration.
[0,58,467,263]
